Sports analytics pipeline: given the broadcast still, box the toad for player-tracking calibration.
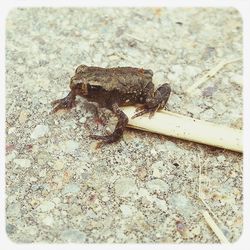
[51,65,171,144]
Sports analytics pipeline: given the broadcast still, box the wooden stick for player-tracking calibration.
[122,107,242,153]
[186,57,242,95]
[202,210,230,243]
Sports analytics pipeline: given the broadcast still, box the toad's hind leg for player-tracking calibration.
[132,83,171,119]
[51,91,76,113]
[89,103,128,144]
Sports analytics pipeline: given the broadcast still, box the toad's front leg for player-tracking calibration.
[51,91,76,113]
[132,83,171,119]
[90,103,128,144]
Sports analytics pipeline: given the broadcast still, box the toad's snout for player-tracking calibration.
[70,77,82,88]
[70,76,88,96]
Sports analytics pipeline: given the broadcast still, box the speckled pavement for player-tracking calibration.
[6,8,242,243]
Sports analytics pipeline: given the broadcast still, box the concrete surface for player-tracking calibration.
[6,7,242,243]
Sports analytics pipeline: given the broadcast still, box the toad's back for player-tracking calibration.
[77,66,154,93]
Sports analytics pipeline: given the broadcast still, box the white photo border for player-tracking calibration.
[1,0,249,250]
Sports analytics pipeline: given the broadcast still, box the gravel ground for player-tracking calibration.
[6,7,242,243]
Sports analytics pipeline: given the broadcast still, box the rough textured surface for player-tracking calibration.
[6,8,242,243]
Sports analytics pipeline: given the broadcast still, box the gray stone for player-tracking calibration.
[30,124,49,139]
[230,74,242,86]
[42,215,54,226]
[151,161,164,178]
[13,158,31,168]
[170,194,196,217]
[7,203,21,217]
[60,229,86,243]
[79,117,86,123]
[53,160,64,170]
[8,127,16,134]
[151,161,164,170]
[60,140,79,153]
[39,169,47,178]
[120,204,136,217]
[146,179,169,192]
[217,155,226,163]
[115,177,138,197]
[6,224,16,235]
[37,201,55,212]
[63,183,80,194]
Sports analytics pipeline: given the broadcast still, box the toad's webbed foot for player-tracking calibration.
[51,91,76,113]
[89,103,128,145]
[132,83,171,119]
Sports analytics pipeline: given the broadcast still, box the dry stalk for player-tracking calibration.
[202,210,230,243]
[186,57,242,95]
[122,107,242,153]
[198,155,229,243]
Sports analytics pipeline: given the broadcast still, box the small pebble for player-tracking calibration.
[153,198,168,211]
[8,127,16,134]
[115,177,138,197]
[151,161,164,178]
[176,220,189,238]
[102,196,110,202]
[6,224,16,235]
[137,167,147,180]
[39,169,47,178]
[60,140,79,153]
[155,141,179,152]
[53,160,64,170]
[13,158,31,168]
[152,168,161,178]
[63,183,80,194]
[6,150,17,163]
[138,188,150,197]
[191,225,201,236]
[70,204,82,215]
[109,54,120,61]
[42,215,54,226]
[170,194,196,217]
[217,155,226,163]
[230,74,242,86]
[29,177,38,182]
[79,117,86,123]
[120,204,136,217]
[30,199,40,208]
[7,203,21,217]
[202,86,217,97]
[37,201,55,212]
[151,161,164,169]
[30,124,49,139]
[146,179,169,192]
[60,229,86,243]
[107,237,115,243]
[19,110,28,124]
[52,197,61,205]
[150,148,157,155]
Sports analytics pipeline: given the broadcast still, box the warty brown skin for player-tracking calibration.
[51,65,171,144]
